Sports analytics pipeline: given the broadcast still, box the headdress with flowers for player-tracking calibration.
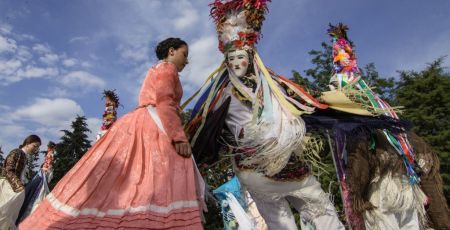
[210,0,270,53]
[324,23,420,184]
[101,89,120,131]
[183,0,330,183]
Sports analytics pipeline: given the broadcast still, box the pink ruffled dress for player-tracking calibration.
[19,62,203,229]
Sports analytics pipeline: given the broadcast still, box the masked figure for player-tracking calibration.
[308,23,449,229]
[187,1,344,229]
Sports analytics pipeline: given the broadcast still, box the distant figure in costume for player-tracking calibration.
[306,23,449,229]
[19,38,204,229]
[187,1,344,229]
[16,141,56,224]
[41,141,56,176]
[96,89,120,140]
[0,135,41,229]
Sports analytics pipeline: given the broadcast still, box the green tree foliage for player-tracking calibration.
[304,42,333,92]
[291,70,320,97]
[0,146,4,166]
[360,63,395,101]
[50,115,91,189]
[394,57,450,204]
[180,109,192,126]
[25,149,40,181]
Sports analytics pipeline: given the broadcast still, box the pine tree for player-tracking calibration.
[0,146,4,166]
[50,115,92,189]
[394,57,450,205]
[304,42,334,92]
[360,63,395,102]
[25,150,39,181]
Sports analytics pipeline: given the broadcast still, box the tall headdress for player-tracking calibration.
[185,0,329,178]
[101,89,120,131]
[320,23,425,230]
[322,23,403,116]
[96,89,121,140]
[210,0,270,53]
[324,23,420,183]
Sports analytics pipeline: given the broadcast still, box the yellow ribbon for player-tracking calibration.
[254,51,304,116]
[181,62,225,110]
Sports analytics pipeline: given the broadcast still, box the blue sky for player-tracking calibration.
[1,0,449,159]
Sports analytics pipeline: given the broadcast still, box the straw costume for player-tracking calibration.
[186,1,344,229]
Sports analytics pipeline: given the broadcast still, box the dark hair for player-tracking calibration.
[102,89,120,108]
[155,37,187,60]
[47,141,56,149]
[19,134,41,148]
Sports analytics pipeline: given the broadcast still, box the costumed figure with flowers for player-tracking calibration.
[96,89,120,140]
[186,1,344,229]
[302,23,449,229]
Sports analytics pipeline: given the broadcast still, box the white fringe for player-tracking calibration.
[364,173,428,229]
[237,102,306,176]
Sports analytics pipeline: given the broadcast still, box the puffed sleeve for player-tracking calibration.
[154,64,188,143]
[4,149,25,192]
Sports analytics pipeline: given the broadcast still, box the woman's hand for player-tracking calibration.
[174,141,192,158]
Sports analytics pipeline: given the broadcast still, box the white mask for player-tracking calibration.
[227,49,249,77]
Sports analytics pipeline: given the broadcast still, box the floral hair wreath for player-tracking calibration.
[210,0,270,53]
[102,89,121,108]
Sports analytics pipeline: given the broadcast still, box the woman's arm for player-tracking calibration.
[154,64,189,143]
[4,149,25,192]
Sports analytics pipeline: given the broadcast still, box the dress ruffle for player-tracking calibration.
[19,108,202,229]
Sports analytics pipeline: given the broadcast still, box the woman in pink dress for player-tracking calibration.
[19,38,203,229]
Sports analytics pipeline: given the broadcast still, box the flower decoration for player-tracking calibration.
[210,0,270,53]
[101,89,120,131]
[328,23,360,75]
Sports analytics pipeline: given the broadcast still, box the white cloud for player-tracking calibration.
[39,53,59,65]
[0,59,22,76]
[86,117,102,141]
[32,43,52,54]
[45,87,69,97]
[62,58,77,67]
[0,23,13,35]
[117,42,149,62]
[60,71,106,89]
[17,66,59,79]
[16,34,35,41]
[181,36,223,87]
[0,104,11,111]
[0,124,28,152]
[0,98,90,155]
[0,34,17,53]
[16,45,32,61]
[172,1,199,31]
[81,61,92,68]
[69,36,89,43]
[12,98,84,127]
